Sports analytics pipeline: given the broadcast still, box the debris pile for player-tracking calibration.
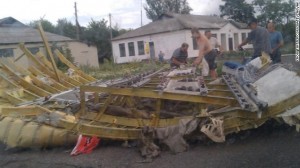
[0,25,299,161]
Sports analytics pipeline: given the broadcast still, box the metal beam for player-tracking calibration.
[80,86,237,106]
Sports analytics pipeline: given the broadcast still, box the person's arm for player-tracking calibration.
[238,39,249,48]
[194,37,213,65]
[216,41,224,53]
[238,31,253,49]
[272,32,284,53]
[172,57,185,66]
[193,45,206,65]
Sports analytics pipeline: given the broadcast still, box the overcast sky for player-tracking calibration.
[0,0,223,29]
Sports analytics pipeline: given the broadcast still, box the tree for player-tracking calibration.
[55,18,77,39]
[83,19,112,62]
[144,0,192,21]
[219,0,255,23]
[252,0,295,25]
[281,21,295,44]
[28,19,56,33]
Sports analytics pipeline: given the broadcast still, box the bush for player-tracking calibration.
[81,59,165,80]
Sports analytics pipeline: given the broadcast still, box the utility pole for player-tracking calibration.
[75,2,80,40]
[109,13,113,61]
[109,13,112,40]
[141,0,143,27]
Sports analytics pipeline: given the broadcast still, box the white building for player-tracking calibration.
[112,13,252,63]
[0,17,99,68]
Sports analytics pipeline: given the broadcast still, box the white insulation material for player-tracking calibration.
[167,68,193,77]
[279,105,300,117]
[255,68,300,106]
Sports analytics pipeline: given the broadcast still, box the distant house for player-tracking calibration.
[112,13,252,63]
[0,17,99,68]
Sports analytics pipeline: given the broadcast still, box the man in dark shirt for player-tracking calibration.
[170,43,189,68]
[267,22,284,63]
[238,18,271,60]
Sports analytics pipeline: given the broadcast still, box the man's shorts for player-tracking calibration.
[204,49,218,70]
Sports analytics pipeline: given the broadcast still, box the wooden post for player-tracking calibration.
[37,23,60,82]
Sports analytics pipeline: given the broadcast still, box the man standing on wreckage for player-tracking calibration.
[238,18,272,61]
[223,18,272,71]
[191,28,219,79]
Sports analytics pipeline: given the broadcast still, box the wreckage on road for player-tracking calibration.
[0,25,299,158]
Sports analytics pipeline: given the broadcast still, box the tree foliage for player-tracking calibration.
[83,19,112,62]
[27,18,130,63]
[252,0,295,25]
[144,0,192,21]
[281,21,295,44]
[219,0,255,23]
[55,18,77,39]
[28,19,56,33]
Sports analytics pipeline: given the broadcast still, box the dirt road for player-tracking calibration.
[1,123,300,168]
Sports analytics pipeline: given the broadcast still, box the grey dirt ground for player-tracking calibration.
[1,123,300,168]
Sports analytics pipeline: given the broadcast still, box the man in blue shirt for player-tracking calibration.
[170,43,189,68]
[267,22,284,63]
[238,18,271,60]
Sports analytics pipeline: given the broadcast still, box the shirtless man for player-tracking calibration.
[191,28,218,79]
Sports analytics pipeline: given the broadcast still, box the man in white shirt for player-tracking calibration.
[204,30,224,54]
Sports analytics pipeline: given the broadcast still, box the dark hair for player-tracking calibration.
[181,43,189,48]
[191,27,199,34]
[204,30,211,34]
[248,18,258,26]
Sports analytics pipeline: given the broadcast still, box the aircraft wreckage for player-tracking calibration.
[0,25,299,158]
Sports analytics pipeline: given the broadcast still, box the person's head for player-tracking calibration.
[248,18,258,30]
[180,43,189,52]
[204,30,212,39]
[191,28,200,38]
[267,22,275,32]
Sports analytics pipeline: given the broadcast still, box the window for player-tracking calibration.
[119,43,126,57]
[0,48,14,57]
[211,34,217,38]
[137,41,145,55]
[128,42,135,56]
[242,33,247,41]
[28,47,40,54]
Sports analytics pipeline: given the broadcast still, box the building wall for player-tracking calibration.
[112,23,252,63]
[0,41,99,68]
[216,23,252,51]
[67,41,99,67]
[112,30,187,63]
[0,43,43,68]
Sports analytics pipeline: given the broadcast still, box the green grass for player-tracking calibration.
[80,44,296,80]
[80,59,166,80]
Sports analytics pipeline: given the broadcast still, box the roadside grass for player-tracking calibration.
[80,44,296,80]
[80,59,166,80]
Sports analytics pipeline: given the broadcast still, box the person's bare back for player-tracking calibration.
[191,28,218,79]
[191,29,212,65]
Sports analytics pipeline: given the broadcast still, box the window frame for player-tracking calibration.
[137,41,145,55]
[128,42,135,56]
[119,43,126,57]
[0,48,14,57]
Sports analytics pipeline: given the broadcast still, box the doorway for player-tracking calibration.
[228,38,233,51]
[149,42,155,59]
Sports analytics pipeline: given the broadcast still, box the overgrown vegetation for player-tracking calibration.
[49,42,74,72]
[77,46,294,80]
[28,18,130,63]
[81,59,166,80]
[144,0,192,21]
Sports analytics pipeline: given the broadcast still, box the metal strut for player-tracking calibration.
[222,75,254,111]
